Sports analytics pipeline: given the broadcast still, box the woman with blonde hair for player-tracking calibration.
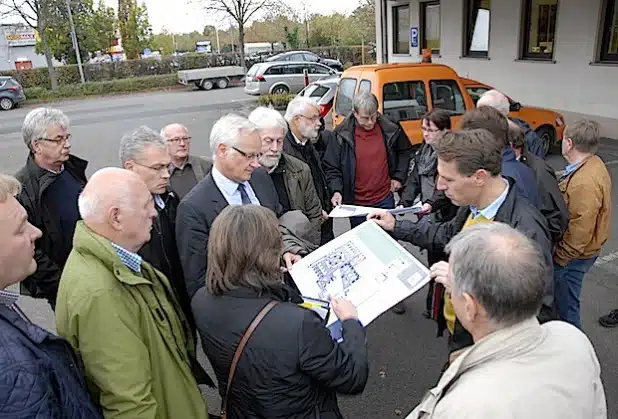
[192,204,368,419]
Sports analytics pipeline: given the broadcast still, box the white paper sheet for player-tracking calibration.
[328,202,424,218]
[289,221,431,328]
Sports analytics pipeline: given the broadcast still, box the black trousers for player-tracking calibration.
[320,217,335,245]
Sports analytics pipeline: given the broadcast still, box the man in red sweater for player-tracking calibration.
[323,92,412,312]
[324,92,411,228]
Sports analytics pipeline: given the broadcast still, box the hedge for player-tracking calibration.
[24,74,179,102]
[258,93,297,109]
[1,46,374,89]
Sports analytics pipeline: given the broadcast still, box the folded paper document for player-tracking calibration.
[328,202,424,218]
[290,221,430,332]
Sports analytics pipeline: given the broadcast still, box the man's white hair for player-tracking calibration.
[160,123,188,140]
[248,106,289,134]
[22,107,70,151]
[119,125,167,164]
[209,113,259,153]
[284,96,319,123]
[478,89,510,116]
[78,167,136,224]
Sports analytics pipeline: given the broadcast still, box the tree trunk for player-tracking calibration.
[39,27,59,91]
[238,22,246,72]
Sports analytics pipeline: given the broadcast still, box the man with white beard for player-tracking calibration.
[249,106,324,245]
[283,97,334,243]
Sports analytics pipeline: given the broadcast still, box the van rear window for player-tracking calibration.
[382,81,428,122]
[335,78,357,115]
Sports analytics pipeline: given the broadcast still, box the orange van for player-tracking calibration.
[461,77,565,154]
[331,63,476,146]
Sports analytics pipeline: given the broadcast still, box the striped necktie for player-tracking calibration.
[237,183,251,205]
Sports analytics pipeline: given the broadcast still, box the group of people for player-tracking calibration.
[0,86,612,418]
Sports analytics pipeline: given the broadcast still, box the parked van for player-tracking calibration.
[332,63,475,146]
[332,63,564,155]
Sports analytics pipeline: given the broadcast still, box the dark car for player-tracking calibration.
[0,77,26,110]
[266,51,344,72]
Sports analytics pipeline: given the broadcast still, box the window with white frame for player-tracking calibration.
[463,0,491,57]
[520,0,558,60]
[393,4,410,54]
[599,0,618,62]
[421,1,441,55]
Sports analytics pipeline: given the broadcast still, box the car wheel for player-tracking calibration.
[272,85,289,95]
[535,125,555,157]
[201,79,214,90]
[0,97,14,110]
[217,78,229,89]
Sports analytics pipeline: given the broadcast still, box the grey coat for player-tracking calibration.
[278,153,324,245]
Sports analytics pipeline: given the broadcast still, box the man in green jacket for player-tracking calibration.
[55,167,209,419]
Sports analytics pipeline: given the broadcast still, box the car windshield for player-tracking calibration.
[309,85,330,99]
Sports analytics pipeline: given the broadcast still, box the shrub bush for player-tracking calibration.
[1,46,374,89]
[24,74,179,102]
[258,93,297,109]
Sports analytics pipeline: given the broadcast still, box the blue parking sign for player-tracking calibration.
[410,27,419,48]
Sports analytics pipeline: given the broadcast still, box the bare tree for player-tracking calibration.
[193,0,284,69]
[1,0,61,90]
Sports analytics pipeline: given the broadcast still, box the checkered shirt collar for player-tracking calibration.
[111,243,142,273]
[0,289,20,307]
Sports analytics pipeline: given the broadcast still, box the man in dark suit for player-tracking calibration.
[176,114,304,299]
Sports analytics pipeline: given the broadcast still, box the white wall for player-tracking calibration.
[382,0,618,122]
[0,44,50,71]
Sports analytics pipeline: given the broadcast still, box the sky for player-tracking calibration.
[102,0,364,34]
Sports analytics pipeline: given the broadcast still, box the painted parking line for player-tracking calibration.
[594,250,618,267]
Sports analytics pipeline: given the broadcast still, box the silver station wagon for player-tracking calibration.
[245,61,339,96]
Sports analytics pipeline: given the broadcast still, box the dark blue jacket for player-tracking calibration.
[502,147,540,208]
[510,117,545,158]
[0,304,102,418]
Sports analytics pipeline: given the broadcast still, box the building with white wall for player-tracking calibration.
[0,25,49,71]
[374,0,618,135]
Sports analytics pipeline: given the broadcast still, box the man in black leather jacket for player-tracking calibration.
[15,107,87,310]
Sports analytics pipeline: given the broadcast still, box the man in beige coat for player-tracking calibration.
[406,222,606,419]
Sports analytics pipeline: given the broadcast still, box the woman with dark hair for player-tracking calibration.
[399,109,458,321]
[192,204,368,419]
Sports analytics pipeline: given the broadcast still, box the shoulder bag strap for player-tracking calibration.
[221,300,279,419]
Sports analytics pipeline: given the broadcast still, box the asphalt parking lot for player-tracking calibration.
[0,87,616,417]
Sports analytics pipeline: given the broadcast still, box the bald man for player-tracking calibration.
[161,123,213,199]
[477,89,545,157]
[55,168,209,419]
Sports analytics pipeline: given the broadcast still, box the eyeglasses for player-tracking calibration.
[167,136,191,144]
[37,134,71,145]
[232,146,262,161]
[133,161,170,173]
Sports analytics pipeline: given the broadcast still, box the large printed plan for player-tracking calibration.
[290,220,430,332]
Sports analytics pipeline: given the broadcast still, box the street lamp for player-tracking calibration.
[65,0,85,83]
